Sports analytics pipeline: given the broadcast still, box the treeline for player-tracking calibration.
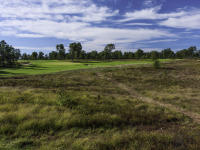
[0,40,21,67]
[21,43,200,60]
[1,40,200,67]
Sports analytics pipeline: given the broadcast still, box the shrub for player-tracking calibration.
[57,89,78,108]
[153,59,161,69]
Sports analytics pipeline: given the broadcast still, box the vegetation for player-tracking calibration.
[1,40,200,149]
[0,40,20,67]
[0,40,199,65]
[153,59,161,69]
[19,42,200,60]
[0,59,171,76]
[0,60,200,149]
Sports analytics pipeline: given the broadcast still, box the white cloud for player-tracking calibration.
[137,39,178,44]
[125,23,153,26]
[0,0,117,22]
[0,0,177,50]
[143,0,154,7]
[119,6,200,30]
[3,0,196,51]
[119,6,186,22]
[160,13,200,29]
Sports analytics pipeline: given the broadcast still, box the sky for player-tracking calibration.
[0,0,200,53]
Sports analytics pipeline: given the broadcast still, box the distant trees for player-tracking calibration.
[176,46,197,58]
[49,51,58,60]
[135,49,144,59]
[2,40,199,64]
[161,48,175,59]
[102,44,115,60]
[31,52,38,60]
[69,42,82,61]
[56,44,65,60]
[150,51,160,60]
[112,50,123,59]
[20,44,200,61]
[38,51,44,60]
[0,40,21,67]
[87,51,98,59]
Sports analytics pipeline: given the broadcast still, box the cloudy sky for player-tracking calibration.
[0,0,200,53]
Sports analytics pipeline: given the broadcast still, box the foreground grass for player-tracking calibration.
[0,59,200,149]
[0,88,195,150]
[0,59,170,76]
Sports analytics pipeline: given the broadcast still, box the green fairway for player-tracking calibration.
[0,59,170,76]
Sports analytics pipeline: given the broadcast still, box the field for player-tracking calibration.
[0,59,170,76]
[0,59,200,150]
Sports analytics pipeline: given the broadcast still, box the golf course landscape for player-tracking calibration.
[0,59,200,150]
[1,0,200,149]
[0,59,170,77]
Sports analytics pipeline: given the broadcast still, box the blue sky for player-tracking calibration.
[0,0,200,53]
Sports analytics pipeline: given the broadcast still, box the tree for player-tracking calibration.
[161,48,174,58]
[123,52,134,59]
[112,50,123,59]
[187,46,197,58]
[135,49,144,59]
[31,52,38,60]
[56,44,65,60]
[44,54,49,60]
[88,51,98,59]
[22,53,28,60]
[49,51,58,60]
[175,47,197,58]
[150,51,160,60]
[0,40,21,67]
[38,51,44,60]
[69,42,82,61]
[103,44,115,60]
[80,50,87,59]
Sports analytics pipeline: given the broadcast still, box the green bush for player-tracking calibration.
[153,59,161,69]
[57,89,78,108]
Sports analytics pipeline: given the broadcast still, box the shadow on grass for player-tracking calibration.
[0,63,48,77]
[72,60,101,64]
[24,64,48,70]
[0,70,24,78]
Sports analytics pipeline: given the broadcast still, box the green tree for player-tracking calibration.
[56,44,66,60]
[22,53,28,60]
[89,51,98,59]
[38,51,44,60]
[69,42,82,61]
[49,51,58,60]
[150,51,160,60]
[135,49,144,59]
[103,44,115,60]
[31,52,38,60]
[161,48,174,58]
[112,50,123,59]
[80,50,87,59]
[0,40,21,67]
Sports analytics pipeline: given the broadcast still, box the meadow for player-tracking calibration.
[0,59,200,150]
[0,59,170,76]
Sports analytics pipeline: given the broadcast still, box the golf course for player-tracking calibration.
[0,59,200,150]
[0,59,170,77]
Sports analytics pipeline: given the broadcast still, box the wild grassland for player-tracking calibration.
[0,59,200,149]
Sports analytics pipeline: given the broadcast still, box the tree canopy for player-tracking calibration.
[0,40,20,67]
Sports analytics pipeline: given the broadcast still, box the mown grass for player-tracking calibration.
[0,59,200,149]
[0,59,171,76]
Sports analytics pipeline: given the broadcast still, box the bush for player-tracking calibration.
[153,59,161,69]
[57,89,78,108]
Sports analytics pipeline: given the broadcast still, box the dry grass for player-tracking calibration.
[0,59,200,149]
